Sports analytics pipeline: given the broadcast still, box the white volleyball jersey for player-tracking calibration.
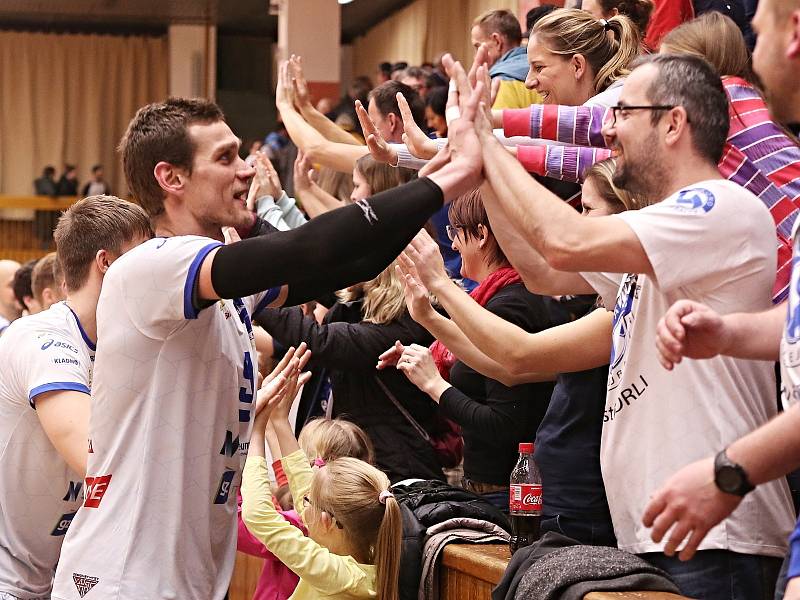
[0,302,94,598]
[52,236,278,600]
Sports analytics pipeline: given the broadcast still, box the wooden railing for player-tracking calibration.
[228,544,691,600]
[0,195,78,262]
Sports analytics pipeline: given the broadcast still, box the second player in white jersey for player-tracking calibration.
[0,302,94,598]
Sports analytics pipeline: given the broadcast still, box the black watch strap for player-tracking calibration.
[714,449,755,497]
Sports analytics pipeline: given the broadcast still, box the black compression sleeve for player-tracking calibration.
[211,177,444,300]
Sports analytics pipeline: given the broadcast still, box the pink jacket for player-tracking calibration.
[237,490,306,600]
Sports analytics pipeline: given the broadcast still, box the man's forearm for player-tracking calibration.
[480,183,595,296]
[299,104,362,146]
[728,405,800,486]
[719,303,785,361]
[418,309,551,386]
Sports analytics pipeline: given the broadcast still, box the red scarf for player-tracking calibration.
[430,267,522,381]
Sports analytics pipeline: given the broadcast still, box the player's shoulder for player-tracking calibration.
[113,235,221,268]
[0,303,81,354]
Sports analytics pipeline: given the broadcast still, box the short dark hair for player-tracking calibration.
[448,188,508,269]
[636,54,729,164]
[525,4,558,33]
[474,9,523,47]
[425,86,448,118]
[54,195,153,291]
[367,81,426,129]
[118,97,225,217]
[12,260,36,310]
[91,164,103,173]
[43,165,56,177]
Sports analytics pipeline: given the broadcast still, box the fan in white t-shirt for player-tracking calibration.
[0,196,151,599]
[451,54,794,598]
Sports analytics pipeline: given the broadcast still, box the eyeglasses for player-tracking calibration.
[302,495,344,529]
[445,224,461,242]
[609,104,676,126]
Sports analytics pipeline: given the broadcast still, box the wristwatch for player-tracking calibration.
[714,449,754,496]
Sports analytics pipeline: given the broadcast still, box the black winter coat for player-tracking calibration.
[256,301,445,482]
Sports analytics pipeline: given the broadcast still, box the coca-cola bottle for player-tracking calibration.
[509,442,542,554]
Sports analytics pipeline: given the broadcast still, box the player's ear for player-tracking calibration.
[154,161,186,196]
[95,249,112,275]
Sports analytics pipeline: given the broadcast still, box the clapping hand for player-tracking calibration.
[288,55,311,109]
[355,99,398,165]
[396,343,445,400]
[395,260,437,325]
[399,229,450,293]
[246,152,283,211]
[276,60,296,109]
[397,92,438,159]
[292,150,317,194]
[253,343,312,429]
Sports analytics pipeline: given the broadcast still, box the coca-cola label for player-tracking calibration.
[509,484,542,513]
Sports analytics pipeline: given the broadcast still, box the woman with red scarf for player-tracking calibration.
[389,190,555,511]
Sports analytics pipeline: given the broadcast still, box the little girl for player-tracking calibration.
[237,413,377,600]
[242,352,402,600]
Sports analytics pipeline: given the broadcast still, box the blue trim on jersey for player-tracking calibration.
[28,381,90,409]
[252,287,281,316]
[64,302,97,351]
[183,242,223,319]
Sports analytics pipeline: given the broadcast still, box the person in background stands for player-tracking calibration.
[56,164,78,196]
[12,259,40,316]
[33,166,57,196]
[81,164,111,197]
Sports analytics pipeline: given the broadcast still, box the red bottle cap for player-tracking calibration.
[519,442,534,453]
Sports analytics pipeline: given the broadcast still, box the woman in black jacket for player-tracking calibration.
[256,266,444,483]
[385,189,555,510]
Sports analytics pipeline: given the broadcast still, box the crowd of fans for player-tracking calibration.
[2,0,800,599]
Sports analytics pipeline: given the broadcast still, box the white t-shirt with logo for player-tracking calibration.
[52,236,279,600]
[780,218,800,408]
[582,179,794,556]
[0,302,94,598]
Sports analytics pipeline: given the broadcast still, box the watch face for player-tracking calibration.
[716,465,742,493]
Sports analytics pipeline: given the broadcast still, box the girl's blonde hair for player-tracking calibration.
[337,259,407,324]
[355,155,416,196]
[584,158,645,212]
[317,166,355,203]
[531,9,641,94]
[298,418,375,464]
[661,12,754,82]
[312,457,401,600]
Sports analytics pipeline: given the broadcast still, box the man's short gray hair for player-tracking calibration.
[633,54,729,164]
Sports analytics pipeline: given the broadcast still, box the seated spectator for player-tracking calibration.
[12,259,40,315]
[471,9,544,109]
[31,252,65,311]
[33,166,57,196]
[80,164,111,197]
[386,190,555,511]
[55,164,78,196]
[376,61,393,85]
[0,260,22,334]
[582,0,655,38]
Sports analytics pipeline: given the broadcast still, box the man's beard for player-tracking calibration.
[612,136,668,205]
